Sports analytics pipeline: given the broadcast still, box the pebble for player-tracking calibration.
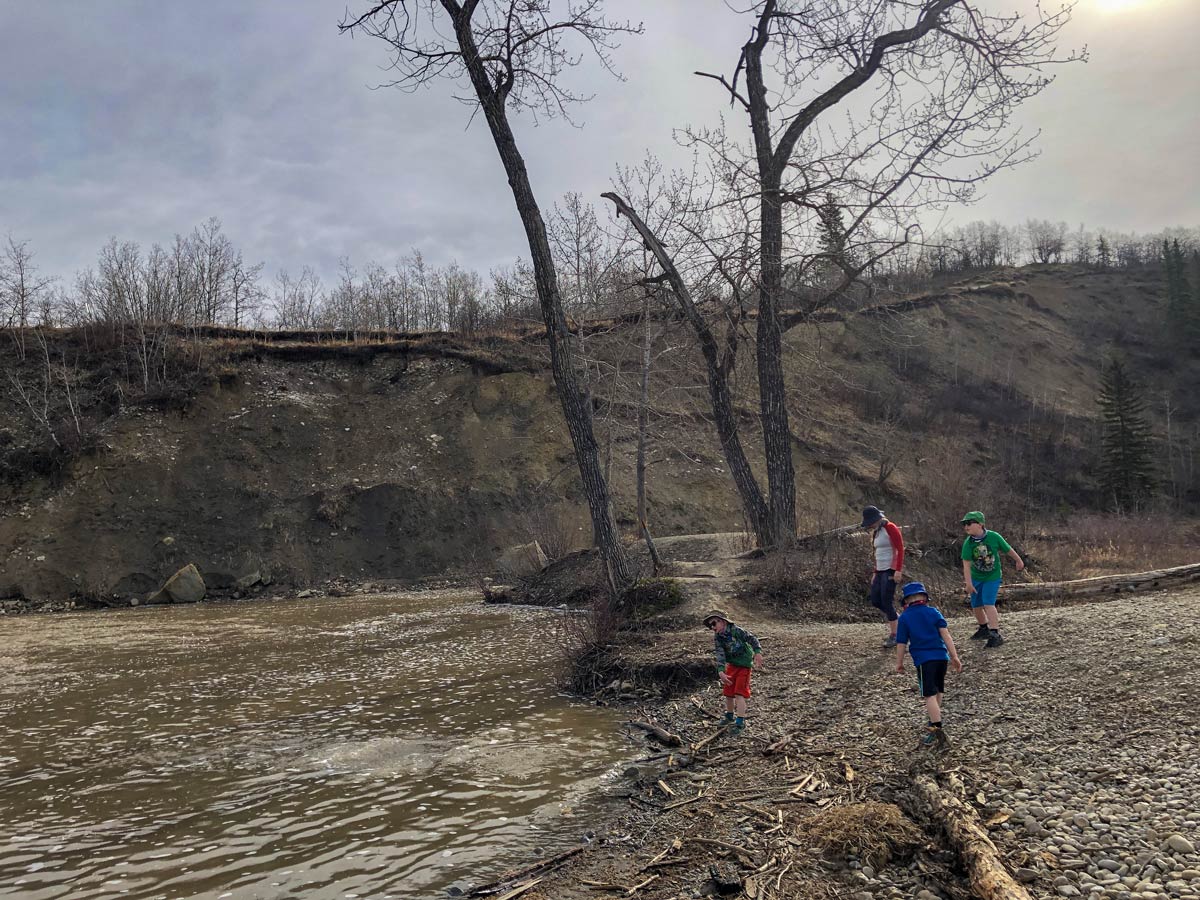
[1166,836,1196,855]
[1017,868,1039,883]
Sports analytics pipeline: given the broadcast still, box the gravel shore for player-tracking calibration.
[522,586,1200,900]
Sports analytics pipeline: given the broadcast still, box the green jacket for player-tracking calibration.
[714,623,761,670]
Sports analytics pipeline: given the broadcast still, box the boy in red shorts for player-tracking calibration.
[703,609,763,736]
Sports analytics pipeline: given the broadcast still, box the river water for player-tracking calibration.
[0,591,631,899]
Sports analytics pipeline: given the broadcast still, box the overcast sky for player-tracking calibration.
[1,0,1197,286]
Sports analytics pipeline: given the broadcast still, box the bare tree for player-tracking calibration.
[341,0,642,590]
[604,160,773,544]
[271,267,324,329]
[2,236,58,358]
[1026,218,1069,264]
[603,0,1076,547]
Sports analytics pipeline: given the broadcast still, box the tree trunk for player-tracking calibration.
[636,296,663,573]
[755,178,797,544]
[910,774,1034,900]
[636,294,650,537]
[452,13,632,591]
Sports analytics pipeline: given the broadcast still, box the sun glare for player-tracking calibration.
[1092,0,1152,13]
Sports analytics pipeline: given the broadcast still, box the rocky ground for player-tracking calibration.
[483,583,1200,900]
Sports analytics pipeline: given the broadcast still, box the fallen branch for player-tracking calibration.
[690,696,723,720]
[690,724,731,752]
[625,874,659,895]
[662,791,706,811]
[640,839,683,871]
[470,846,586,896]
[630,720,683,747]
[910,775,1033,900]
[491,877,543,900]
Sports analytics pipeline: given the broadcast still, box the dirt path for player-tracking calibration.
[494,584,1200,900]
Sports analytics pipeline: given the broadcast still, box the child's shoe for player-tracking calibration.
[985,630,1005,648]
[722,712,735,727]
[881,635,898,648]
[921,726,948,749]
[969,623,991,640]
[731,717,746,736]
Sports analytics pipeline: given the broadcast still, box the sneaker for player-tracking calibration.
[921,727,949,749]
[730,723,745,736]
[882,636,898,648]
[722,713,735,725]
[969,623,991,641]
[985,631,1005,648]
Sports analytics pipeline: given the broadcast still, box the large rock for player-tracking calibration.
[496,542,549,577]
[148,564,206,604]
[236,571,263,590]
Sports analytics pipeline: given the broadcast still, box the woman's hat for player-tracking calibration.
[860,506,885,527]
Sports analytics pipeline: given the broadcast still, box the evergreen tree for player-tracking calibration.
[1163,239,1197,343]
[815,194,857,281]
[1096,235,1112,269]
[1098,357,1156,510]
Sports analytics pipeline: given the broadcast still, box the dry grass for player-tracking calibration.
[1026,513,1199,580]
[746,536,879,623]
[793,802,924,868]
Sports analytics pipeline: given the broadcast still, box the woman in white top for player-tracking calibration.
[861,505,906,647]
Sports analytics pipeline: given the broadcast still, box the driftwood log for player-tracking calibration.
[1003,562,1200,602]
[909,775,1032,900]
[630,720,683,747]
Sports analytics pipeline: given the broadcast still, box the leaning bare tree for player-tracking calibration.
[340,1,641,591]
[608,0,1078,547]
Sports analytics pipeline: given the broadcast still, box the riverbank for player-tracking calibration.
[483,585,1200,900]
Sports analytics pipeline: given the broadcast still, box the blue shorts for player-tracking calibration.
[970,580,1001,608]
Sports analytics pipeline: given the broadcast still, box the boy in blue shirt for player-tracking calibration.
[894,582,963,747]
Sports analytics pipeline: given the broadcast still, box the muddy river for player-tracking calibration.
[0,591,631,899]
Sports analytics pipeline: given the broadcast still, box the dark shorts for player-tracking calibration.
[870,570,898,622]
[917,660,948,698]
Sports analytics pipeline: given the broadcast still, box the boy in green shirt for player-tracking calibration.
[960,511,1024,648]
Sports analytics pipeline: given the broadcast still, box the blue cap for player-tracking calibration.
[901,582,929,600]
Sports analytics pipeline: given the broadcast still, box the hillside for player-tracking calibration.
[1,264,1195,605]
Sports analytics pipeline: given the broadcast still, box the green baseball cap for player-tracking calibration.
[961,511,986,525]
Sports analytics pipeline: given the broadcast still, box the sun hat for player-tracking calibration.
[860,506,885,527]
[960,511,986,525]
[901,582,929,601]
[702,609,730,627]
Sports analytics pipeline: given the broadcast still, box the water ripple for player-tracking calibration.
[0,592,631,899]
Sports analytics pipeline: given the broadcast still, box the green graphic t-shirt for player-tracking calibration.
[961,530,1012,583]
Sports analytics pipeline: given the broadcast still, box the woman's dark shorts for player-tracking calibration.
[870,570,898,622]
[917,660,948,697]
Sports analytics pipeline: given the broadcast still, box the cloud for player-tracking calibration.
[1,0,1196,288]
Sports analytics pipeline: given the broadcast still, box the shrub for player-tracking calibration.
[748,536,876,622]
[617,578,685,627]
